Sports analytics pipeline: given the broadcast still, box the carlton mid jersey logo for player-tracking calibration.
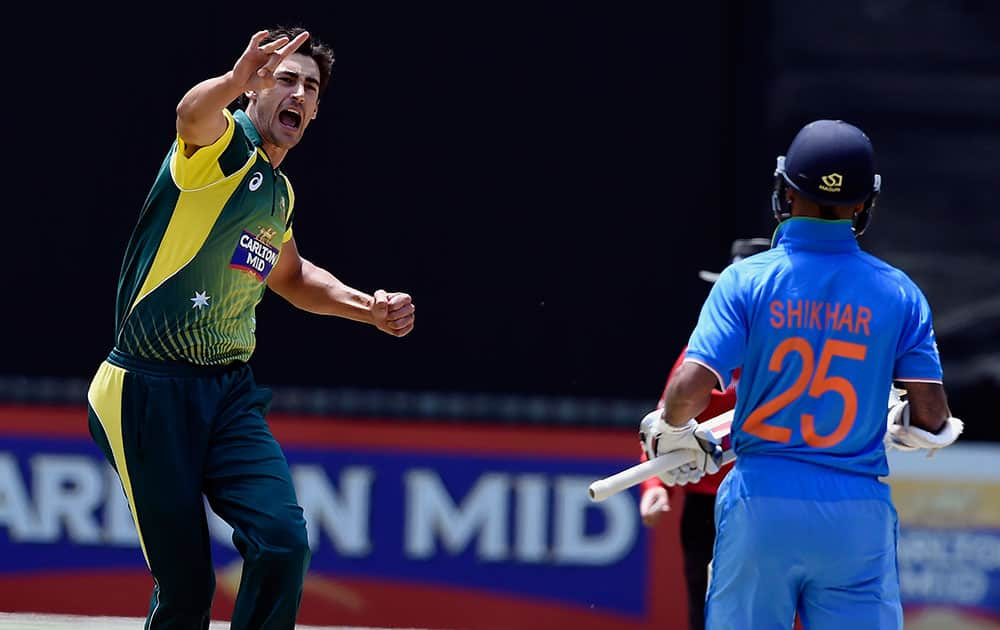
[230,229,279,281]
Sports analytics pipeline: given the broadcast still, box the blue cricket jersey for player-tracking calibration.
[685,218,943,477]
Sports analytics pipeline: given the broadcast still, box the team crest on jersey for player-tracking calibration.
[230,229,279,281]
[257,226,278,244]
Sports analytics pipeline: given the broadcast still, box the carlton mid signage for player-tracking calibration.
[0,405,688,629]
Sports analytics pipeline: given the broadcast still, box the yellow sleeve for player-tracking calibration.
[282,173,296,243]
[170,109,238,190]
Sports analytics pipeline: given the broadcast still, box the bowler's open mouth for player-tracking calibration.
[279,109,302,130]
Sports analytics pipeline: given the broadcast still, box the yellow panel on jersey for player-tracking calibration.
[114,109,292,365]
[87,362,152,569]
[129,144,257,315]
[281,173,296,242]
[171,109,237,190]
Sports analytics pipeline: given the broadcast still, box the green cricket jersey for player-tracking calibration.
[113,109,295,365]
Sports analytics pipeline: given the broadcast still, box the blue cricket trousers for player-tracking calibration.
[705,455,902,630]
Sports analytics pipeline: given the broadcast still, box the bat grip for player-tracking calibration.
[588,449,696,502]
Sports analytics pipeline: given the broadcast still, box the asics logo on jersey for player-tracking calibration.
[248,172,264,192]
[819,173,843,193]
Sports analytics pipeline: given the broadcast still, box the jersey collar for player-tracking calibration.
[233,109,268,153]
[772,218,860,253]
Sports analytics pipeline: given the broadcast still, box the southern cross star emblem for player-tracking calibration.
[190,291,211,309]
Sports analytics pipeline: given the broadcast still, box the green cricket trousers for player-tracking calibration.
[87,349,310,630]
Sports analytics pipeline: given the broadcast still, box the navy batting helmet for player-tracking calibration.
[771,120,882,236]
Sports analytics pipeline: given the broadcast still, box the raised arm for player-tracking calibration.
[175,30,310,154]
[266,236,415,337]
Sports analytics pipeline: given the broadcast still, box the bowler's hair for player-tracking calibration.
[233,26,335,110]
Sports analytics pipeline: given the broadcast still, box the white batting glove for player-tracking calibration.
[638,410,718,486]
[666,441,725,486]
[884,386,920,451]
[639,409,691,457]
[884,399,964,455]
[666,457,706,486]
[884,400,919,452]
[889,385,905,405]
[649,452,699,486]
[672,442,723,485]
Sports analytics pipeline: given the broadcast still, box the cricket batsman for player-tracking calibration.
[640,119,963,628]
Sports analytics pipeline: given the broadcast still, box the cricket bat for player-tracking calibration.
[588,409,735,502]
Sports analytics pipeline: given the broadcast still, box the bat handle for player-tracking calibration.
[588,449,696,502]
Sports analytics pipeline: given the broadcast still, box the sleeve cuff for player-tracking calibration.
[682,356,728,391]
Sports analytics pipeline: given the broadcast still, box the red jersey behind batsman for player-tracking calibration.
[640,346,737,495]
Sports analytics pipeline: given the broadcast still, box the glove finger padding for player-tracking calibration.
[675,461,706,486]
[658,469,681,487]
[656,452,703,486]
[666,451,714,486]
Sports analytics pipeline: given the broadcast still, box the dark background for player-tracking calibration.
[7,2,999,436]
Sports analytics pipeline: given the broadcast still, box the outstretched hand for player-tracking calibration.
[371,290,416,337]
[234,30,311,94]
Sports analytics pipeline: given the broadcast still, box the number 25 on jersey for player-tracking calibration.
[744,337,866,448]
